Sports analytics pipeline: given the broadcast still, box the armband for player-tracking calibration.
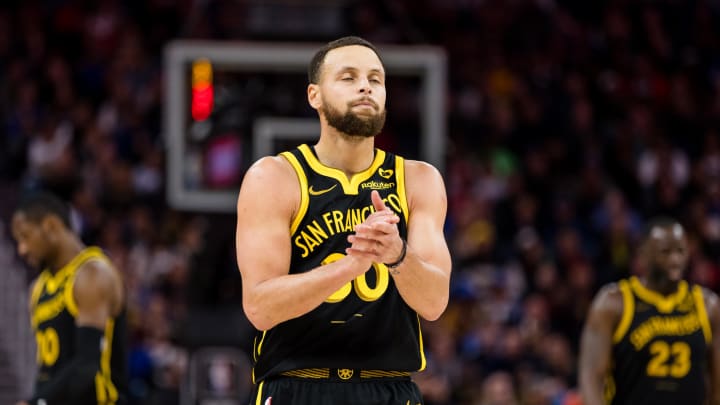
[384,238,407,274]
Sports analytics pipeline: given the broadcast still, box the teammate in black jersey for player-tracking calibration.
[579,218,720,405]
[235,36,452,404]
[11,192,127,405]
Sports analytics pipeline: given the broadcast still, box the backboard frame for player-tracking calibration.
[164,40,446,212]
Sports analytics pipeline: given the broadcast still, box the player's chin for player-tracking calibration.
[668,268,685,282]
[352,104,378,113]
[25,256,39,269]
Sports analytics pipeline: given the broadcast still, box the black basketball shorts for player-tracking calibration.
[250,376,424,405]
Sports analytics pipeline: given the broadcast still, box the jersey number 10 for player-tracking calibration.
[36,327,60,367]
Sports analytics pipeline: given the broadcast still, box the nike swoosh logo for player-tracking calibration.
[308,184,337,196]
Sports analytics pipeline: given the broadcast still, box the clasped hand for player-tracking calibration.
[346,190,404,266]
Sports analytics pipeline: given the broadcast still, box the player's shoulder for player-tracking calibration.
[238,155,300,213]
[71,257,120,307]
[248,154,296,176]
[694,284,719,299]
[696,285,720,316]
[242,155,297,189]
[403,159,444,188]
[75,257,118,288]
[596,281,622,296]
[403,159,441,175]
[402,160,447,208]
[590,282,625,315]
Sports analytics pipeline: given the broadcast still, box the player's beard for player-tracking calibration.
[37,257,48,272]
[649,263,684,287]
[322,100,386,138]
[28,253,48,272]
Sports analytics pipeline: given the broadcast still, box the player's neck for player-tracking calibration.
[48,234,86,274]
[314,132,375,178]
[643,274,681,296]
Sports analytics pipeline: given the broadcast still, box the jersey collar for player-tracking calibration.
[298,144,386,195]
[629,276,689,313]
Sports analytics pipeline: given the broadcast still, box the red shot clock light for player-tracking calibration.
[191,58,214,121]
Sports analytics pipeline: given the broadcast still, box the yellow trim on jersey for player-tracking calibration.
[103,319,118,402]
[64,276,78,317]
[44,246,104,294]
[613,280,635,343]
[31,247,110,325]
[252,336,257,362]
[281,151,310,235]
[395,156,409,223]
[604,373,616,403]
[255,381,265,405]
[629,276,688,313]
[297,144,386,195]
[95,373,107,403]
[252,330,268,382]
[257,331,267,357]
[692,286,713,344]
[32,291,68,327]
[417,315,426,371]
[31,273,48,308]
[44,265,70,294]
[93,314,118,404]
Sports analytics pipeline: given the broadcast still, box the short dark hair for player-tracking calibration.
[308,36,383,84]
[15,191,72,229]
[642,216,681,242]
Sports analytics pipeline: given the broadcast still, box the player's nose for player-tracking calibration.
[668,252,684,266]
[358,77,372,94]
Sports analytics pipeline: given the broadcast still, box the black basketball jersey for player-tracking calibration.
[251,144,425,383]
[30,246,127,404]
[607,276,711,405]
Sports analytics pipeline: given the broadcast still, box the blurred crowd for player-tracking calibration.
[2,0,720,404]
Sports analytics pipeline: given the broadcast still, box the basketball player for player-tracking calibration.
[235,36,452,403]
[579,218,720,405]
[11,192,127,405]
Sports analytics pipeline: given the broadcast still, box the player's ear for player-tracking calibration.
[308,83,322,110]
[41,215,64,234]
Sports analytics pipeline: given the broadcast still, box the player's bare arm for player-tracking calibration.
[347,161,451,321]
[704,288,720,405]
[236,156,375,331]
[74,260,124,328]
[579,284,623,405]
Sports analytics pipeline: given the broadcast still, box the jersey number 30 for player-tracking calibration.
[647,341,691,378]
[323,253,389,303]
